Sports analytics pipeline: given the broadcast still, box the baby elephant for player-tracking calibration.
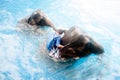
[19,10,57,31]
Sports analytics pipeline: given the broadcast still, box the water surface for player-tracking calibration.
[0,0,120,80]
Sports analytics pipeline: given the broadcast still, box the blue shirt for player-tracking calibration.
[47,34,61,51]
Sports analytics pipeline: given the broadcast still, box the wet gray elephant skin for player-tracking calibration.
[59,27,104,59]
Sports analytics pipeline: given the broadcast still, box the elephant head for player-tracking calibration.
[59,27,104,59]
[19,10,57,31]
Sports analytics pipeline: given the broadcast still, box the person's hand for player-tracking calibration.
[57,45,64,49]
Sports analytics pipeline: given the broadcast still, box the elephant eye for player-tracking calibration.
[28,17,31,23]
[84,42,92,51]
[28,17,36,25]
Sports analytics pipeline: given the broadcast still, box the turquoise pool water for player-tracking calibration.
[0,0,120,80]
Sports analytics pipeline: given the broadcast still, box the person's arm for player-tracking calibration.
[57,44,64,49]
[56,37,64,49]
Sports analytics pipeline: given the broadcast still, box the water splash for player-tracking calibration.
[0,0,120,80]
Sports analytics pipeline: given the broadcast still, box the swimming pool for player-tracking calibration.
[0,0,120,80]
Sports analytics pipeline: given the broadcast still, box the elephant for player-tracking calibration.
[57,27,104,60]
[18,9,57,31]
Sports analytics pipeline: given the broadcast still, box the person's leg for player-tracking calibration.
[49,48,56,57]
[54,49,60,58]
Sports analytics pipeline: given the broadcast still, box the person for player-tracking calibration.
[47,29,65,57]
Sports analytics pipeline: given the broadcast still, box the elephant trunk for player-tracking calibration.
[89,41,104,54]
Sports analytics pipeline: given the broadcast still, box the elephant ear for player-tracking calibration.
[60,47,77,59]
